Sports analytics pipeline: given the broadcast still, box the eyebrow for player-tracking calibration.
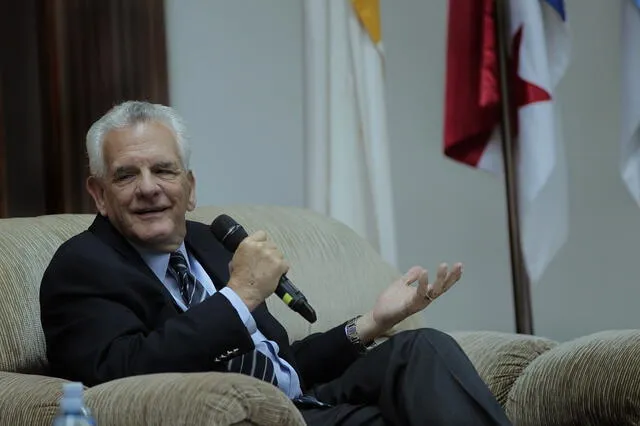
[113,166,138,176]
[152,161,180,169]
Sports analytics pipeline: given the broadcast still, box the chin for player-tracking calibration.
[132,226,178,248]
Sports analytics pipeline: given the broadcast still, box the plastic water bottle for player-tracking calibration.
[52,382,96,426]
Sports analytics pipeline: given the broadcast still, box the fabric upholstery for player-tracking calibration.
[506,329,640,426]
[0,214,93,374]
[0,372,67,425]
[449,331,558,407]
[86,372,306,426]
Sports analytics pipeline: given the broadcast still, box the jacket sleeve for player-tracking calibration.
[290,321,363,389]
[40,243,255,387]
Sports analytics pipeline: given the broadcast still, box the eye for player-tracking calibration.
[155,168,179,177]
[114,173,135,182]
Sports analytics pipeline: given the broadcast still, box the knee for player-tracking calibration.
[397,327,453,340]
[394,328,459,350]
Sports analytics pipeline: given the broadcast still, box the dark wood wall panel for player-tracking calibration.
[0,0,169,217]
[0,74,6,218]
[0,0,47,217]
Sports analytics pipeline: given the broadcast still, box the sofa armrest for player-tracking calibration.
[447,331,558,407]
[0,371,67,425]
[506,330,640,426]
[86,372,305,426]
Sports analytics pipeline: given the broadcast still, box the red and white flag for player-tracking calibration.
[443,0,570,282]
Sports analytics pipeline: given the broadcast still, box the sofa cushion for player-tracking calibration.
[0,372,67,425]
[506,330,640,426]
[86,372,306,426]
[449,331,558,407]
[0,214,94,373]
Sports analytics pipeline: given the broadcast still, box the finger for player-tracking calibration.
[262,239,282,256]
[402,266,424,285]
[440,262,462,293]
[269,246,285,261]
[251,230,268,242]
[443,262,463,292]
[416,268,429,298]
[432,263,449,295]
[263,240,278,252]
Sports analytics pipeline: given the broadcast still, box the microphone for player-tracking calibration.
[210,214,317,324]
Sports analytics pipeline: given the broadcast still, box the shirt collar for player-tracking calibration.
[129,241,190,282]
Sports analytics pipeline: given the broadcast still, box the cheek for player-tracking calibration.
[105,188,135,214]
[167,182,192,205]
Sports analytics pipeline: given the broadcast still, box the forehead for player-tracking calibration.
[103,121,181,168]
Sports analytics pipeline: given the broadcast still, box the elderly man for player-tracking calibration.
[40,101,511,425]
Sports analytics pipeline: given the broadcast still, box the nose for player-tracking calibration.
[135,170,160,198]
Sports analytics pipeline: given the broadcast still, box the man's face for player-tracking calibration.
[87,121,196,252]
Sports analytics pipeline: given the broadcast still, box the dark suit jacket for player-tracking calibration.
[39,214,361,389]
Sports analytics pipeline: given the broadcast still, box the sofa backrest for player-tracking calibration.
[0,205,420,374]
[0,213,94,374]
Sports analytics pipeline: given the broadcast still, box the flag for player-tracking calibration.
[444,0,570,283]
[303,0,398,266]
[621,0,640,205]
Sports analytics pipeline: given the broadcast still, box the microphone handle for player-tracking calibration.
[274,276,317,323]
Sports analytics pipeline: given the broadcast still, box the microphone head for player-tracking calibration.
[210,214,248,252]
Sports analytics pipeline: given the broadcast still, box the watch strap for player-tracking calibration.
[344,315,375,353]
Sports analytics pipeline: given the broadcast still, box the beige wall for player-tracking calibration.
[166,0,637,342]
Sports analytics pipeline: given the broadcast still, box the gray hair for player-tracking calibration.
[86,100,190,177]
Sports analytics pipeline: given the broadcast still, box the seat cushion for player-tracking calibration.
[86,372,305,426]
[507,330,640,426]
[449,331,558,407]
[0,372,67,425]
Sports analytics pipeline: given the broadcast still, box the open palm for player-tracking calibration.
[371,263,463,330]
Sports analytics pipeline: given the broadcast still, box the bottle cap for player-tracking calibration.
[62,382,84,397]
[60,382,85,414]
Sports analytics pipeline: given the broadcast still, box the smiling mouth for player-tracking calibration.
[134,207,168,217]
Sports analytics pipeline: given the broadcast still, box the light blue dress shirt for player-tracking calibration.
[133,242,302,399]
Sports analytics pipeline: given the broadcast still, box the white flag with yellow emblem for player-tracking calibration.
[303,0,398,266]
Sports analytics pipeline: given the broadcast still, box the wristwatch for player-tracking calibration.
[345,315,376,354]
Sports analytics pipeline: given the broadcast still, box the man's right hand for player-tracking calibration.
[226,230,289,311]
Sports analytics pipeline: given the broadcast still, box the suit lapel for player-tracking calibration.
[89,214,181,312]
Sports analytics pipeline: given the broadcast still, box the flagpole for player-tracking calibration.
[494,0,534,335]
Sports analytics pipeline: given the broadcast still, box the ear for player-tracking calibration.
[186,170,197,211]
[86,176,108,216]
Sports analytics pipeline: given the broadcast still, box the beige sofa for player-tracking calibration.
[1,205,639,425]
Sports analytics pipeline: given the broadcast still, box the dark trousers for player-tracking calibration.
[299,328,512,425]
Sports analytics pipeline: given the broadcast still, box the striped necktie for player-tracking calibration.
[168,251,203,308]
[227,350,278,387]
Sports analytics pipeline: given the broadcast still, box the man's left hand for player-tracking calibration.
[356,263,463,343]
